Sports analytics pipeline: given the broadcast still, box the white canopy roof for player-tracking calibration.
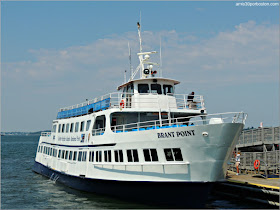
[117,77,180,90]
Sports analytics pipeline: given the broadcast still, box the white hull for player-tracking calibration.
[35,122,243,183]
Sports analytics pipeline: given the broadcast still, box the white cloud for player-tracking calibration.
[1,21,279,131]
[4,21,278,89]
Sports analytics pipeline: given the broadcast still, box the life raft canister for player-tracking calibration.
[120,99,125,108]
[254,159,260,169]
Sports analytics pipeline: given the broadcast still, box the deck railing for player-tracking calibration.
[57,92,206,119]
[237,126,280,146]
[92,112,247,136]
[228,150,280,175]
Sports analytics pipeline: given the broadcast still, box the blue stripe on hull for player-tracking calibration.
[32,161,212,208]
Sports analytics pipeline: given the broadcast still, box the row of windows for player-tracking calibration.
[138,84,174,95]
[38,145,58,157]
[52,120,91,134]
[38,146,183,162]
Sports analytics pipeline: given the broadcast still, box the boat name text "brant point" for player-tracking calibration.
[157,130,195,138]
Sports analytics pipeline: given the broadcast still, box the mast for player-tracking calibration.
[160,36,162,78]
[130,20,160,80]
[128,42,132,80]
[137,22,142,53]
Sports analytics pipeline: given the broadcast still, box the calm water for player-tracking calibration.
[1,135,269,209]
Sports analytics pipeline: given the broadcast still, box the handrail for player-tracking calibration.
[92,112,247,135]
[59,92,205,112]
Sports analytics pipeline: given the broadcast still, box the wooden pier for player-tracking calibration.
[219,126,279,207]
[213,170,279,207]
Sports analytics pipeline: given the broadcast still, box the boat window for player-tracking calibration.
[163,85,174,95]
[92,115,106,136]
[104,151,107,162]
[70,123,74,133]
[104,150,112,162]
[65,151,69,159]
[62,124,65,133]
[164,149,174,161]
[52,125,57,133]
[122,87,127,98]
[127,84,134,94]
[99,151,102,162]
[151,84,162,94]
[89,151,94,162]
[138,84,149,93]
[114,150,123,162]
[133,150,139,162]
[95,151,102,162]
[66,124,70,133]
[58,150,61,158]
[69,151,73,160]
[86,120,91,131]
[127,149,139,162]
[80,121,85,132]
[75,122,79,132]
[173,148,183,161]
[73,151,77,161]
[58,124,61,133]
[164,148,183,161]
[78,151,82,161]
[143,149,158,162]
[95,151,99,162]
[82,151,87,161]
[62,150,65,159]
[143,149,151,161]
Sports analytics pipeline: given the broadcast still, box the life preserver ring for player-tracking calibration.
[254,159,260,169]
[120,100,125,108]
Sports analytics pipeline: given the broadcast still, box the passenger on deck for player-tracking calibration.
[187,92,195,109]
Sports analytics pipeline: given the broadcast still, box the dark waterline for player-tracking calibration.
[1,135,271,209]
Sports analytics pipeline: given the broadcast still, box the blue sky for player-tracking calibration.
[1,1,279,132]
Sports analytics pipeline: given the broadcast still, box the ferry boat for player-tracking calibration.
[32,22,247,208]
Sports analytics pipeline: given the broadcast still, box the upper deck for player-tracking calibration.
[57,92,206,119]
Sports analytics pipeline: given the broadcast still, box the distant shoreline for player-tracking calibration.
[1,131,50,136]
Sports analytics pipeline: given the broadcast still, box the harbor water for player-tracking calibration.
[1,135,273,209]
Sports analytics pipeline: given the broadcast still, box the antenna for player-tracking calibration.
[137,11,142,53]
[128,42,132,80]
[124,70,127,83]
[160,36,162,77]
